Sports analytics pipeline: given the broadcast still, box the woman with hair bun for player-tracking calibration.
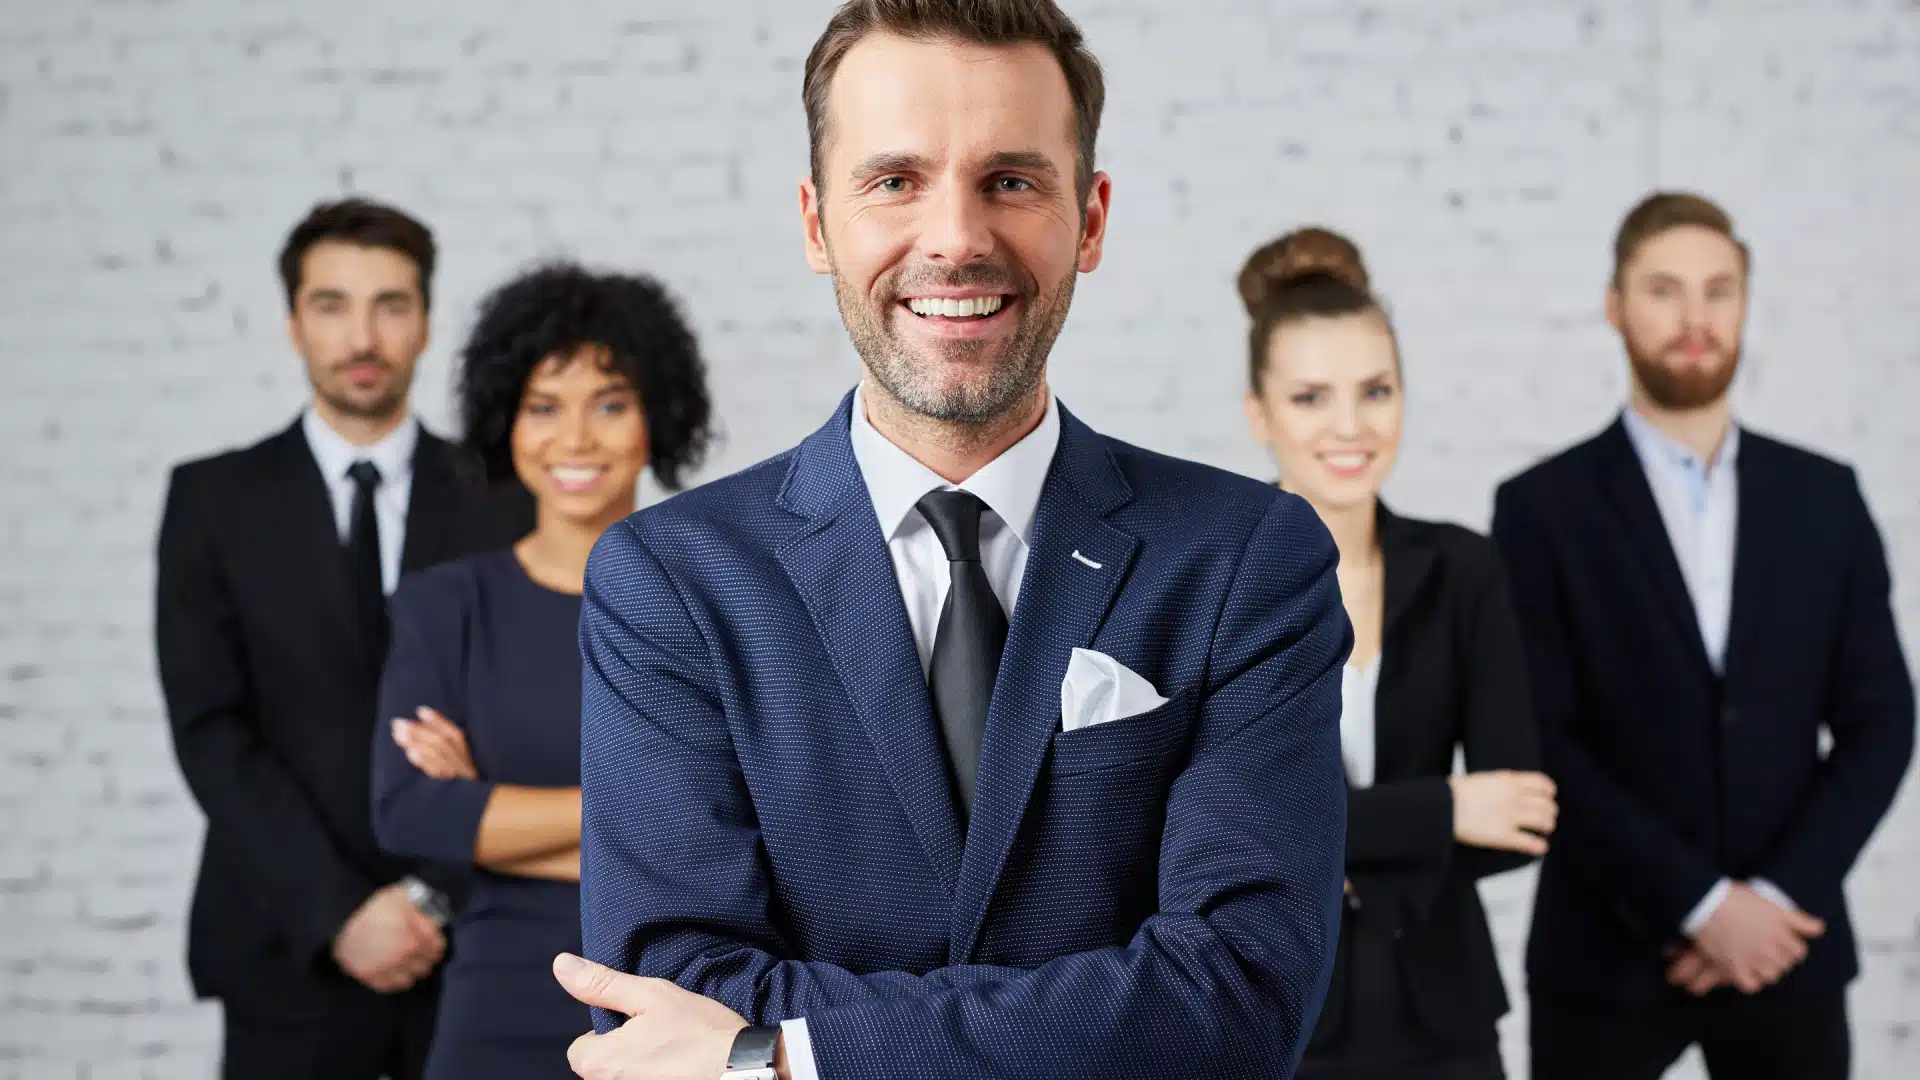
[1240,229,1555,1078]
[369,262,713,1079]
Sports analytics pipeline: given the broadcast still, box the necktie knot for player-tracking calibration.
[916,490,988,563]
[348,460,383,493]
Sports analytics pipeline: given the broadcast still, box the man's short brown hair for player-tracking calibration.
[1612,191,1751,286]
[802,0,1106,202]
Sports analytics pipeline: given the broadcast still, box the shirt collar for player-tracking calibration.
[847,384,1060,544]
[302,407,420,487]
[1621,404,1740,481]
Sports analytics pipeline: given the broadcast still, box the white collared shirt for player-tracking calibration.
[779,385,1061,1080]
[1619,407,1798,932]
[301,408,418,595]
[846,384,1062,672]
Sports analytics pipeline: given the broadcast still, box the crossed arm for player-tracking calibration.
[576,497,1351,1080]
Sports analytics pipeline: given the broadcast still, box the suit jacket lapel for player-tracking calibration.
[949,407,1139,961]
[262,419,365,673]
[1597,420,1714,675]
[1722,436,1776,687]
[401,432,461,574]
[1373,504,1433,783]
[773,396,966,898]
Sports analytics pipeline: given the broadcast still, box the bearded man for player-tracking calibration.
[1492,191,1913,1080]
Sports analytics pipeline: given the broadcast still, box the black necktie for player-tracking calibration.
[346,461,388,665]
[917,490,1008,823]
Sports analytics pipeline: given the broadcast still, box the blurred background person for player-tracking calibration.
[154,198,533,1080]
[1239,228,1557,1080]
[370,262,713,1080]
[1494,192,1914,1080]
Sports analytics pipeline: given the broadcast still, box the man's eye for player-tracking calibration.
[995,177,1033,193]
[877,177,908,193]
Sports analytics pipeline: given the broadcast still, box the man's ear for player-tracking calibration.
[1604,282,1623,334]
[800,177,831,275]
[1076,171,1113,273]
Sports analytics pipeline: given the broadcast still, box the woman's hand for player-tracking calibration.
[1449,770,1557,855]
[392,707,479,781]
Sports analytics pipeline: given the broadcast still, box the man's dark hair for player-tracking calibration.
[802,0,1106,203]
[457,262,714,492]
[278,197,437,311]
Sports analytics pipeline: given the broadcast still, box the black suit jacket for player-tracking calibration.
[1310,506,1542,1051]
[1492,418,1914,1006]
[155,417,533,1016]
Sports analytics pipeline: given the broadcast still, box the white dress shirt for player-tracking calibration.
[1620,407,1796,933]
[301,408,418,595]
[1339,654,1382,789]
[777,386,1062,1080]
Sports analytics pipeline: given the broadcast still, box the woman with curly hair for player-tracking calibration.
[369,262,712,1078]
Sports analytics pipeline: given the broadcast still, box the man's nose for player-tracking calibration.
[919,184,994,265]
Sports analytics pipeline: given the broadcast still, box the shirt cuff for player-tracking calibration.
[1750,877,1799,913]
[1681,877,1732,936]
[780,1018,820,1080]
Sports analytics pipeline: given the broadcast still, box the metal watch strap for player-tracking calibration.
[723,1024,781,1078]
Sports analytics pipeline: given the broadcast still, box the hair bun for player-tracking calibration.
[1236,227,1370,316]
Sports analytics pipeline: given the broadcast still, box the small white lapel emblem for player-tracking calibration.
[1071,550,1104,570]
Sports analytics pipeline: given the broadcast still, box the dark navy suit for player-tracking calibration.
[578,394,1350,1079]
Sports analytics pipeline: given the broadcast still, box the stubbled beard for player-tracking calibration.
[1627,334,1741,410]
[319,354,409,420]
[830,256,1072,426]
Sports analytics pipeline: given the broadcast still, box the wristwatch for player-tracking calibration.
[721,1025,781,1080]
[402,876,452,928]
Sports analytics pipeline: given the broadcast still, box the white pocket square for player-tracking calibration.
[1059,647,1169,733]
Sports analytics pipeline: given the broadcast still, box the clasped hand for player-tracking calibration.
[1665,882,1825,996]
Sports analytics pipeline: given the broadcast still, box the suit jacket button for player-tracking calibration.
[1720,704,1738,729]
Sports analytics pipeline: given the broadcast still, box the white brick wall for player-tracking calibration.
[2,1,1914,1076]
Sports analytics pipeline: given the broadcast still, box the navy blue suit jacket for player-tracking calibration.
[1493,419,1914,1005]
[578,394,1349,1079]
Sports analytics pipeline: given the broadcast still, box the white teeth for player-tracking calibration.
[1322,453,1369,469]
[907,296,1004,318]
[551,466,602,486]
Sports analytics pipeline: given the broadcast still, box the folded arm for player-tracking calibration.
[155,467,377,965]
[580,497,1349,1079]
[371,581,582,875]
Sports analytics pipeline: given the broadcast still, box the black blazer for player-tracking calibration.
[1309,506,1542,1051]
[1492,419,1914,1006]
[155,417,533,1016]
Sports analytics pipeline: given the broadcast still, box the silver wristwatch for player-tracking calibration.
[721,1025,781,1080]
[402,875,452,928]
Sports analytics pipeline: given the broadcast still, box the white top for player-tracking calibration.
[1339,654,1382,789]
[781,385,1062,1080]
[300,408,418,595]
[845,384,1062,673]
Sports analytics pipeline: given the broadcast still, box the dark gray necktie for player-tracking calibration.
[346,460,388,665]
[916,490,1008,824]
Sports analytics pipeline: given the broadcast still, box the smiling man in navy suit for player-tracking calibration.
[551,3,1349,1079]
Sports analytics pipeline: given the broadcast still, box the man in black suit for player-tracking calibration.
[155,198,532,1079]
[1493,191,1914,1079]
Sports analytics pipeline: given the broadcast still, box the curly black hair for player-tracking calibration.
[457,262,713,491]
